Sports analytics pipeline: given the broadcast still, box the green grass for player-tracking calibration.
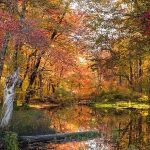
[0,107,55,136]
[92,89,150,109]
[2,131,19,150]
[92,90,146,103]
[94,101,150,109]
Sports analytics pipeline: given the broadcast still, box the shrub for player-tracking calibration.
[92,90,142,103]
[55,87,75,101]
[138,95,149,102]
[3,132,19,150]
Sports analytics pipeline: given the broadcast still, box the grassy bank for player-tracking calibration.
[0,106,55,136]
[92,90,150,110]
[94,101,150,109]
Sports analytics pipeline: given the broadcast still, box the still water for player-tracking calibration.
[43,106,150,150]
[47,106,150,150]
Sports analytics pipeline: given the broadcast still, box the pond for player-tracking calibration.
[31,105,150,150]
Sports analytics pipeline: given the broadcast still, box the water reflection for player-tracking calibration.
[46,139,111,150]
[47,106,150,150]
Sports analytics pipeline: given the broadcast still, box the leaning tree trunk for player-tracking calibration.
[24,56,42,104]
[0,69,19,129]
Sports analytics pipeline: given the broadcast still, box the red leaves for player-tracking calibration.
[22,22,49,49]
[2,20,20,33]
[0,11,49,49]
[15,19,49,49]
[0,12,20,33]
[141,11,150,35]
[27,28,49,48]
[50,47,76,69]
[143,11,150,20]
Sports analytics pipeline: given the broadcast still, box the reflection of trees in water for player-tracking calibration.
[48,106,95,132]
[90,108,150,150]
[46,106,150,150]
[109,110,150,150]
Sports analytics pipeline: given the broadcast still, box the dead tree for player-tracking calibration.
[0,69,19,129]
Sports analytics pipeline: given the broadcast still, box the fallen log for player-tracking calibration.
[19,131,100,144]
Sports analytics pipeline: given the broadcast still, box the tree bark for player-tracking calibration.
[129,60,134,90]
[119,75,122,86]
[0,32,11,80]
[24,56,42,104]
[13,42,21,72]
[13,0,28,72]
[138,57,142,93]
[0,69,19,129]
[39,72,43,100]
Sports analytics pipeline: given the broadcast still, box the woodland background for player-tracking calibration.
[0,0,150,105]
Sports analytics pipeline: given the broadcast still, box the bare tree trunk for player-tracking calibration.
[13,0,28,71]
[21,50,38,86]
[12,1,28,106]
[138,57,142,93]
[119,75,122,86]
[129,60,134,90]
[39,72,43,101]
[0,69,19,129]
[0,32,11,79]
[13,42,20,72]
[24,56,42,104]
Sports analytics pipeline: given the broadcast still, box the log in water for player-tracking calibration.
[19,131,100,144]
